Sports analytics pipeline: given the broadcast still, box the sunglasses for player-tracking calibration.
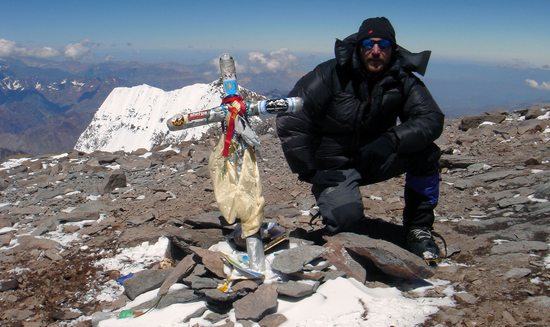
[361,38,393,50]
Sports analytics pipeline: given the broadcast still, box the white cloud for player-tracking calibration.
[0,38,17,57]
[63,40,93,60]
[0,38,59,58]
[247,48,298,73]
[525,79,550,91]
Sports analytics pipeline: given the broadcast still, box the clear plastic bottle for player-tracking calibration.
[246,232,266,272]
[219,53,239,96]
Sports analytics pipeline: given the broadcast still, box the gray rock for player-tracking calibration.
[276,280,319,298]
[525,107,545,119]
[524,296,550,308]
[96,153,119,165]
[204,311,229,323]
[32,187,65,201]
[491,241,548,255]
[103,170,127,194]
[0,278,18,291]
[323,240,367,283]
[190,246,226,279]
[467,163,490,173]
[0,178,8,191]
[325,233,433,280]
[454,292,478,304]
[133,288,199,310]
[31,216,59,236]
[534,182,550,200]
[127,211,156,226]
[202,288,239,312]
[183,211,224,229]
[258,313,288,327]
[234,284,278,321]
[158,255,197,297]
[123,268,174,300]
[4,235,61,255]
[452,178,478,190]
[459,113,506,131]
[116,156,152,170]
[8,205,48,215]
[232,280,260,293]
[183,275,219,290]
[271,245,326,274]
[478,170,520,183]
[439,155,479,169]
[498,196,531,208]
[503,267,531,279]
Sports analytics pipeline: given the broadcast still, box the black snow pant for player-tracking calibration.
[311,143,441,234]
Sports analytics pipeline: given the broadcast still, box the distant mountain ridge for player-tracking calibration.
[74,79,263,153]
[0,57,211,160]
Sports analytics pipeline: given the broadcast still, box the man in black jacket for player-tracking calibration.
[276,17,444,261]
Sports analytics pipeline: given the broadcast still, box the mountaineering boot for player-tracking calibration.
[406,227,440,261]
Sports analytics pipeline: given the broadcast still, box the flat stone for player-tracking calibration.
[116,157,152,171]
[1,308,34,321]
[232,280,260,293]
[534,182,550,200]
[95,153,119,165]
[271,245,326,274]
[459,113,506,131]
[504,267,531,279]
[0,178,9,191]
[234,284,278,321]
[490,241,548,255]
[102,170,127,194]
[498,196,531,208]
[183,211,224,228]
[51,309,81,320]
[44,248,63,261]
[440,155,479,169]
[127,211,156,226]
[323,241,367,283]
[524,296,550,308]
[158,255,196,297]
[123,268,174,300]
[258,313,288,327]
[455,292,478,304]
[478,170,520,183]
[4,235,61,255]
[59,210,101,223]
[190,246,226,279]
[183,275,219,290]
[276,280,319,298]
[0,278,18,291]
[325,233,433,280]
[8,205,48,215]
[202,288,239,313]
[133,288,199,310]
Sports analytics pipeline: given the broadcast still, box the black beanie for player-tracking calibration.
[357,17,396,44]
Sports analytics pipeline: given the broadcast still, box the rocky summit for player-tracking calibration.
[0,106,549,326]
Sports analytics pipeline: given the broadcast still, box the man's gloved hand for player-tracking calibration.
[298,170,316,184]
[360,133,398,168]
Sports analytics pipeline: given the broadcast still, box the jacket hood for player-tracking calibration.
[334,32,432,76]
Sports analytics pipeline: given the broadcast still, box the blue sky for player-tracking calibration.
[2,0,549,67]
[1,0,549,114]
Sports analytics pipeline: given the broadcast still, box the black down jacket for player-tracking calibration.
[276,33,444,181]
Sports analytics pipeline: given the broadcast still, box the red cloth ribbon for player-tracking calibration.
[221,95,246,157]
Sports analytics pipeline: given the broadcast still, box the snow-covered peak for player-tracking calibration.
[1,76,24,90]
[74,81,227,153]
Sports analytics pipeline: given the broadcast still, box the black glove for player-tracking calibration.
[298,170,316,184]
[359,133,398,168]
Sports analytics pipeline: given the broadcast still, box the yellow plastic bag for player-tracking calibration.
[208,137,265,238]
